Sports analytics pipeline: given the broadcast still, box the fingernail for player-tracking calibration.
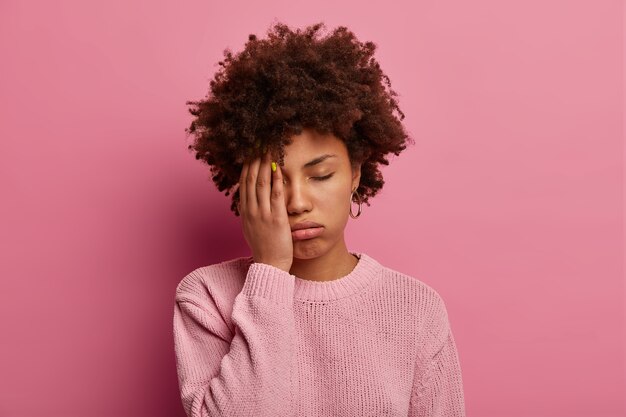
[271,162,277,172]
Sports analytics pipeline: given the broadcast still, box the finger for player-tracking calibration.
[270,159,287,216]
[238,159,249,213]
[246,155,262,211]
[257,151,272,213]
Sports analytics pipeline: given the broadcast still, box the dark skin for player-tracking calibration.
[186,23,413,220]
[238,129,361,281]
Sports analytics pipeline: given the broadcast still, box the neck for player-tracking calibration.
[289,240,358,282]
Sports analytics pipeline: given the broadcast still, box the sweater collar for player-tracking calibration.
[293,251,382,302]
[246,251,382,303]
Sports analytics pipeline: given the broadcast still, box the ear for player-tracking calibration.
[351,163,362,191]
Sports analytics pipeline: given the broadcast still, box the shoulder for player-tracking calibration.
[374,259,452,334]
[379,261,449,311]
[174,256,251,304]
[375,260,455,357]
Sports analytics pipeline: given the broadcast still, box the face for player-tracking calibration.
[278,129,361,260]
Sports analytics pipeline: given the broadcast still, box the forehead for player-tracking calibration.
[281,129,348,166]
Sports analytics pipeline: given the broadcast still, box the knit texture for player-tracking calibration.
[173,251,466,417]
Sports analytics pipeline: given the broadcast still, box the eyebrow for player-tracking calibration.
[302,154,337,169]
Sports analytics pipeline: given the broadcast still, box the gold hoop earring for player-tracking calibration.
[349,188,362,219]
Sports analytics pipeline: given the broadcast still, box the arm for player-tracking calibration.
[173,262,297,417]
[408,296,466,417]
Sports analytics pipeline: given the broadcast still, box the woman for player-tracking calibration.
[173,21,466,417]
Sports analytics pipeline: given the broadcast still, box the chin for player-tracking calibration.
[292,240,326,259]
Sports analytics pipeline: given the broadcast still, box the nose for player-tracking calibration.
[284,181,312,215]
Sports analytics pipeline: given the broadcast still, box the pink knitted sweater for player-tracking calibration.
[173,251,466,416]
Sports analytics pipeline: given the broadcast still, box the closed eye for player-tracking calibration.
[313,173,334,181]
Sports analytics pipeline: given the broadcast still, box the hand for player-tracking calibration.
[238,150,293,273]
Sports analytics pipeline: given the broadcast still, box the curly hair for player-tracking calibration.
[185,21,413,216]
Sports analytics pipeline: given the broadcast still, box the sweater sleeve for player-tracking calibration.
[173,262,297,417]
[409,298,466,417]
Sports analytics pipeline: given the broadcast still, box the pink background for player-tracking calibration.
[1,1,624,416]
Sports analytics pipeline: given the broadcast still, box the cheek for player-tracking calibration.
[313,178,351,211]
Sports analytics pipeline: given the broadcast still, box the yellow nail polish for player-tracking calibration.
[271,162,277,172]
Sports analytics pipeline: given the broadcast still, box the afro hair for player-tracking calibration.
[185,21,414,216]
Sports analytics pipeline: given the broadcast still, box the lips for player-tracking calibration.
[291,224,324,241]
[291,221,323,231]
